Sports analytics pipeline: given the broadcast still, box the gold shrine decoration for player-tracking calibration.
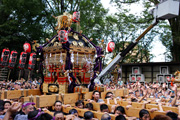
[53,12,72,30]
[49,85,59,93]
[43,45,95,54]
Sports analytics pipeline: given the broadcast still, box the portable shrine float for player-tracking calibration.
[33,12,105,94]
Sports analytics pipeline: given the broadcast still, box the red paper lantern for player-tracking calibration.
[134,69,138,74]
[0,48,10,66]
[132,76,136,81]
[137,76,141,81]
[23,43,31,53]
[28,53,36,70]
[72,11,80,22]
[8,51,18,69]
[107,41,115,52]
[58,30,68,44]
[18,52,27,69]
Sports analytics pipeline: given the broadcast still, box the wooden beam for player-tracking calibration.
[162,106,178,113]
[149,111,166,119]
[35,94,61,108]
[27,89,41,96]
[151,66,153,83]
[63,93,80,105]
[83,92,93,100]
[132,102,144,109]
[146,104,159,110]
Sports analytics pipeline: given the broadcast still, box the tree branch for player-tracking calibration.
[149,0,159,5]
[61,0,64,13]
[133,18,154,24]
[44,9,56,31]
[57,0,60,13]
[65,0,70,11]
[52,0,57,8]
[115,0,140,4]
[45,0,56,15]
[75,0,80,11]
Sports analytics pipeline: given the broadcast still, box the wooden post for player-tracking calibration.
[28,70,31,81]
[125,67,127,82]
[7,69,11,81]
[151,66,154,83]
[18,70,21,80]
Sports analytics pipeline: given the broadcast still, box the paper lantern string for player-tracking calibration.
[71,52,74,63]
[76,52,78,65]
[60,52,63,64]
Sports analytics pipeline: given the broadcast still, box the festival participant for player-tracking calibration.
[24,82,29,89]
[101,113,111,120]
[42,100,70,116]
[114,106,125,116]
[75,100,84,109]
[110,82,116,90]
[0,106,5,119]
[14,102,35,120]
[100,104,109,113]
[117,78,123,86]
[28,83,32,89]
[166,112,178,120]
[69,109,79,118]
[84,111,97,120]
[21,84,26,89]
[65,114,81,120]
[54,111,64,120]
[31,84,37,89]
[138,109,150,120]
[148,87,156,98]
[54,101,63,112]
[105,92,113,99]
[105,92,118,105]
[84,103,93,110]
[3,102,22,120]
[135,90,141,98]
[88,90,104,104]
[105,84,111,90]
[131,90,148,103]
[1,87,5,91]
[14,83,21,90]
[28,109,53,120]
[3,101,11,112]
[153,114,172,120]
[115,115,126,120]
[104,83,110,90]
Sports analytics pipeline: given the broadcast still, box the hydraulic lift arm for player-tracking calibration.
[94,21,159,83]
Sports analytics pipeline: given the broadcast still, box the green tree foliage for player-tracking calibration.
[0,0,107,51]
[0,0,48,51]
[43,0,107,43]
[0,0,50,80]
[79,0,107,41]
[110,0,180,62]
[102,0,156,63]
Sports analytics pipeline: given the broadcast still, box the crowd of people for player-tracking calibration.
[0,77,179,120]
[0,78,41,91]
